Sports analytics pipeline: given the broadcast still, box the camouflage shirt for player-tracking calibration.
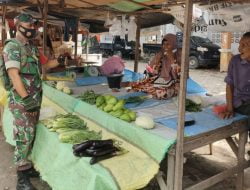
[3,39,42,104]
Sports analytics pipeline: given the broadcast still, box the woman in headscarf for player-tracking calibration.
[131,34,181,99]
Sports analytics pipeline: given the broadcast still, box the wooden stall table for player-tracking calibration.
[165,117,249,190]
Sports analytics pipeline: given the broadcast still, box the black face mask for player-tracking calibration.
[18,25,37,39]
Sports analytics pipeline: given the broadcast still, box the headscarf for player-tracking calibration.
[162,33,177,50]
[149,33,180,80]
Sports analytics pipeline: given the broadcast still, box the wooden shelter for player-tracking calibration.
[0,0,249,190]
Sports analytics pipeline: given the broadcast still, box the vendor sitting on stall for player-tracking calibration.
[131,34,181,99]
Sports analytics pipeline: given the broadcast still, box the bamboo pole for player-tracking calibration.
[134,16,141,73]
[74,18,79,59]
[174,0,193,189]
[43,0,48,54]
[42,0,48,80]
[86,34,89,61]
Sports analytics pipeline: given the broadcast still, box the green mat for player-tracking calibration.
[2,107,15,146]
[43,83,174,162]
[2,83,176,189]
[31,124,118,190]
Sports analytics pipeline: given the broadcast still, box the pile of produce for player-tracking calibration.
[96,95,137,122]
[73,139,127,165]
[77,90,100,105]
[46,81,72,95]
[124,96,147,105]
[42,114,102,144]
[56,82,72,95]
[186,99,202,112]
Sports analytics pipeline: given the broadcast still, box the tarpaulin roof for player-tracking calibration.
[0,0,249,33]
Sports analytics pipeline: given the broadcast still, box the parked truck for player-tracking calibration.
[87,34,136,59]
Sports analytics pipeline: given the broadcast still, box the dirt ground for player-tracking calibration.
[0,61,249,190]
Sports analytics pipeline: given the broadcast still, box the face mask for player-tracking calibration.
[18,25,37,39]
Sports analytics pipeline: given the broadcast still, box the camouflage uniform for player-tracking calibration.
[3,39,42,168]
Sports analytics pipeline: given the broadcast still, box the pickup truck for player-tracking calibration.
[89,36,135,58]
[143,36,220,69]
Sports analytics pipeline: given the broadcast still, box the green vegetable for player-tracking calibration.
[103,104,114,112]
[96,96,105,107]
[106,97,118,105]
[52,117,87,130]
[77,90,100,105]
[125,96,147,104]
[112,99,125,111]
[43,114,87,130]
[128,111,136,121]
[49,128,56,132]
[119,114,131,122]
[185,99,202,112]
[112,109,124,118]
[59,130,102,144]
[104,95,113,101]
[123,109,130,114]
[101,103,107,110]
[56,128,75,134]
[109,111,115,116]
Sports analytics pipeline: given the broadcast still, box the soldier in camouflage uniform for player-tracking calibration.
[3,13,58,190]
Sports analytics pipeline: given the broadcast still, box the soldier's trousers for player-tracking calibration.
[9,103,40,169]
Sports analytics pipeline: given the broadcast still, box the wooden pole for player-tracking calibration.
[41,0,48,80]
[86,34,89,61]
[236,131,248,190]
[1,6,7,47]
[174,0,193,190]
[43,0,48,54]
[74,18,79,59]
[134,16,141,73]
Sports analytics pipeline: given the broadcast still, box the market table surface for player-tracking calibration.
[2,76,249,190]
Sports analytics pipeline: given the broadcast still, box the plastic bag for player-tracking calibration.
[109,17,122,36]
[127,16,137,42]
[104,12,113,28]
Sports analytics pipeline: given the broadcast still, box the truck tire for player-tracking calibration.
[189,56,199,69]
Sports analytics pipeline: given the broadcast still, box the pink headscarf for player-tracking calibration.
[162,34,177,50]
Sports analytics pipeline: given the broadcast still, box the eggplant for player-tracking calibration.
[73,149,91,157]
[88,143,114,150]
[91,139,114,148]
[85,146,118,157]
[73,139,114,151]
[73,141,94,153]
[90,153,116,165]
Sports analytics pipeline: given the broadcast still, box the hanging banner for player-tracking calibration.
[197,2,250,32]
[166,2,250,33]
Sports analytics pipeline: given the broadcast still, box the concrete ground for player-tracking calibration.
[0,61,249,190]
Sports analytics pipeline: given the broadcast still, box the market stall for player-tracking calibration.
[0,0,250,190]
[2,68,249,190]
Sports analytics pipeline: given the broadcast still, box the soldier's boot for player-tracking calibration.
[24,167,40,178]
[16,170,37,190]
